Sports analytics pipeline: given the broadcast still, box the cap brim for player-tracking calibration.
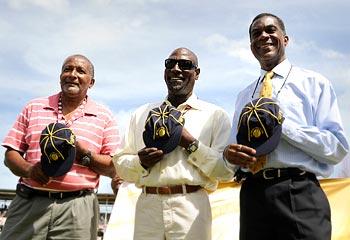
[41,147,76,177]
[255,125,282,156]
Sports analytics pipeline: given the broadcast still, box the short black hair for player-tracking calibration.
[249,13,286,38]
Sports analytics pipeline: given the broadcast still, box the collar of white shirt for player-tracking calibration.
[166,93,202,111]
[259,59,292,82]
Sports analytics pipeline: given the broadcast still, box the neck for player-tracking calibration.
[167,94,191,107]
[60,94,86,115]
[261,57,286,71]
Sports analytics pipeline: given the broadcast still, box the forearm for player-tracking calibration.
[282,120,349,164]
[89,153,116,177]
[4,149,32,178]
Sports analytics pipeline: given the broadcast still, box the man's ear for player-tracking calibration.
[89,78,95,88]
[195,68,200,80]
[284,35,289,46]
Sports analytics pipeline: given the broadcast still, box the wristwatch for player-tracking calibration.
[80,150,92,166]
[186,139,199,154]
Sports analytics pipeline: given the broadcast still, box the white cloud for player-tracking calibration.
[290,39,348,61]
[202,34,256,64]
[321,49,347,60]
[1,0,350,192]
[7,0,70,13]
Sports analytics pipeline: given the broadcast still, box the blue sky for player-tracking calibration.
[0,0,349,193]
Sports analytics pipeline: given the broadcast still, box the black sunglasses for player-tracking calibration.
[165,59,197,70]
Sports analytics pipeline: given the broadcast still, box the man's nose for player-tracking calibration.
[171,62,181,71]
[260,31,270,39]
[68,68,78,77]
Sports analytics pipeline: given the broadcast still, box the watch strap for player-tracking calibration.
[186,139,199,154]
[80,150,92,166]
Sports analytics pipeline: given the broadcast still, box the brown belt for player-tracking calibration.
[142,184,202,195]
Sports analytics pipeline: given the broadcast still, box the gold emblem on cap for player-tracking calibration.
[179,116,184,124]
[157,127,166,137]
[277,111,284,124]
[251,127,262,138]
[69,133,75,145]
[49,152,59,161]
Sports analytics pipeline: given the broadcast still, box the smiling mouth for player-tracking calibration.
[64,82,79,86]
[170,77,183,81]
[259,43,273,49]
[167,77,184,89]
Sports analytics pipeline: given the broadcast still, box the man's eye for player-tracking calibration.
[76,67,87,74]
[266,27,276,34]
[252,31,260,38]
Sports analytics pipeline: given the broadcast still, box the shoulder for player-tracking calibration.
[23,94,56,111]
[195,99,230,118]
[292,66,331,86]
[196,99,224,111]
[126,102,162,128]
[86,98,116,119]
[133,102,161,115]
[239,80,258,96]
[235,83,256,110]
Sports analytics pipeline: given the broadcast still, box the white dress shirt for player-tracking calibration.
[228,59,349,177]
[114,94,234,191]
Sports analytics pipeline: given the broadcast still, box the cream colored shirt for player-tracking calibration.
[113,94,234,191]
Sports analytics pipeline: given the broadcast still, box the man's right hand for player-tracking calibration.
[138,147,164,169]
[223,144,257,168]
[27,162,50,185]
[4,148,50,185]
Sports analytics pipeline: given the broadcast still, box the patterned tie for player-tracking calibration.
[249,71,274,174]
[259,71,274,98]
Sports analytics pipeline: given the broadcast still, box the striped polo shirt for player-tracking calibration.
[2,93,121,191]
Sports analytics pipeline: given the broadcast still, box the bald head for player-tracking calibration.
[168,47,199,67]
[62,54,94,78]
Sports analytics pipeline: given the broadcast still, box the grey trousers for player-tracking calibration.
[0,192,99,240]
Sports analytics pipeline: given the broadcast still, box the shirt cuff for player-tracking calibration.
[136,159,150,177]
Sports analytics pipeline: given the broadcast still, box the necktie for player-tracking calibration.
[259,71,274,98]
[249,71,274,174]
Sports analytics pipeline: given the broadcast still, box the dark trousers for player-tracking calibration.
[239,173,331,240]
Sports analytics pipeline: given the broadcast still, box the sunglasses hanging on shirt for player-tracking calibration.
[165,59,197,71]
[251,65,293,99]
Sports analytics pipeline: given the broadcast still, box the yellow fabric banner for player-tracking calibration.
[104,178,350,240]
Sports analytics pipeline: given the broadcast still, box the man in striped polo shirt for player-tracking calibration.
[1,54,121,239]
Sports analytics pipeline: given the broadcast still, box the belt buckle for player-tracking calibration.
[234,169,249,183]
[262,169,280,180]
[48,192,64,199]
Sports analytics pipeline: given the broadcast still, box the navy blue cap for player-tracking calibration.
[143,101,185,154]
[236,98,284,156]
[40,122,76,177]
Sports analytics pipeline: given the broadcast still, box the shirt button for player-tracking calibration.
[193,157,197,162]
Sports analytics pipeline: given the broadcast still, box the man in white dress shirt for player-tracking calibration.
[113,47,234,240]
[224,13,349,240]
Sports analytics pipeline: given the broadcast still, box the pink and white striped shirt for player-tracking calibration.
[2,93,121,191]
